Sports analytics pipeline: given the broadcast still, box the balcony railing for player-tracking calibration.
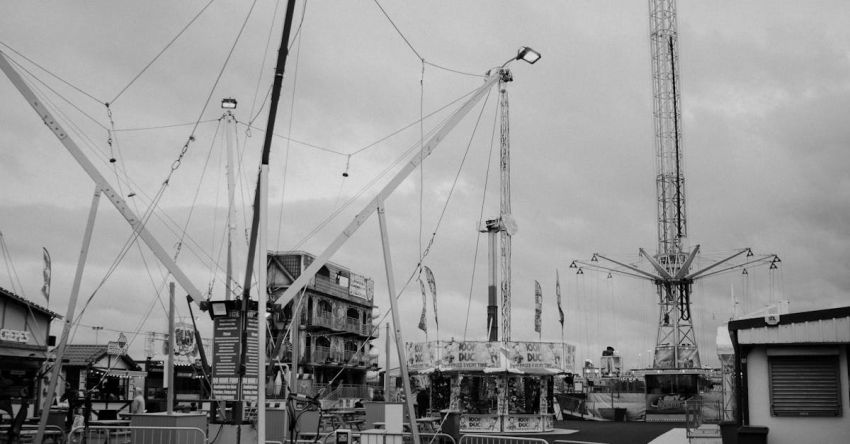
[312,346,331,363]
[307,314,375,339]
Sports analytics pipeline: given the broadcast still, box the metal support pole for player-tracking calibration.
[167,282,175,415]
[384,322,390,398]
[257,164,269,441]
[377,203,420,443]
[36,188,101,443]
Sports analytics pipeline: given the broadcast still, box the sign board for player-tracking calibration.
[211,317,239,400]
[349,274,368,299]
[0,329,30,343]
[406,340,574,373]
[211,314,259,401]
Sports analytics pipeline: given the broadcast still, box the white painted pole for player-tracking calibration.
[377,203,420,443]
[384,322,390,398]
[36,188,101,443]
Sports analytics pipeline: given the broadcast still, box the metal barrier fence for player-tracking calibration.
[69,425,206,444]
[402,432,456,444]
[459,434,548,444]
[553,440,611,444]
[0,425,66,443]
[306,431,455,444]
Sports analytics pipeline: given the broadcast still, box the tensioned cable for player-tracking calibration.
[370,0,422,60]
[0,42,105,104]
[247,0,309,130]
[239,88,478,251]
[0,231,25,296]
[159,0,260,190]
[246,0,283,129]
[172,120,224,263]
[463,94,499,340]
[5,55,108,131]
[236,88,478,159]
[10,49,232,319]
[370,0,485,78]
[289,86,485,250]
[418,61,425,280]
[109,0,218,105]
[290,119,447,250]
[112,119,218,132]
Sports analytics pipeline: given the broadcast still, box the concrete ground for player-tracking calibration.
[506,420,739,444]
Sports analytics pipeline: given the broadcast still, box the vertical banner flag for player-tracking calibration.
[534,280,542,333]
[418,278,428,333]
[41,247,51,303]
[556,269,564,327]
[424,266,438,328]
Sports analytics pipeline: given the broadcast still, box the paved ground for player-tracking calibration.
[506,420,739,444]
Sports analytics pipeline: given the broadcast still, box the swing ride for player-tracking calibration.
[569,0,781,423]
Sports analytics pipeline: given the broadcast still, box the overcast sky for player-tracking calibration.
[1,1,848,371]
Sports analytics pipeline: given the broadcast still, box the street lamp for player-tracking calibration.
[502,46,542,67]
[92,326,103,344]
[516,46,542,64]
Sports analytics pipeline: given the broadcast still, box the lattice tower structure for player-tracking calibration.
[649,0,699,368]
[499,82,512,342]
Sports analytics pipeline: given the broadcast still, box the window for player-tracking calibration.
[768,354,842,417]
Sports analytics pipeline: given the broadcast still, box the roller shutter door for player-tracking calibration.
[768,355,841,417]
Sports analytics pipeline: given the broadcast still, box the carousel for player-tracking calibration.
[405,339,574,433]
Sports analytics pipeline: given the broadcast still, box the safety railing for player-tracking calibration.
[553,440,611,444]
[0,425,65,443]
[399,432,456,444]
[459,434,547,444]
[69,425,206,444]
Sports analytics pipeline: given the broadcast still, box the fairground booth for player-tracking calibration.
[0,287,59,422]
[406,339,575,433]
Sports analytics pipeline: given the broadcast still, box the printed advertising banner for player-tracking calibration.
[406,340,575,373]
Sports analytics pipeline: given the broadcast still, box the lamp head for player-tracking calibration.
[516,46,541,64]
[221,98,237,109]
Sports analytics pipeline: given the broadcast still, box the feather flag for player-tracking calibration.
[534,280,542,333]
[417,278,428,333]
[41,247,51,303]
[424,266,438,328]
[556,269,564,327]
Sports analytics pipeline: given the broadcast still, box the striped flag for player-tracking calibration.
[41,247,51,303]
[534,280,542,333]
[556,270,564,327]
[424,266,437,328]
[417,278,428,333]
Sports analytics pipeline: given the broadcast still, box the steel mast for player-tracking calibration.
[499,76,514,342]
[648,0,696,368]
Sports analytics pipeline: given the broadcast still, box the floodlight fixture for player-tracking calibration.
[221,98,237,109]
[210,301,229,317]
[516,46,541,64]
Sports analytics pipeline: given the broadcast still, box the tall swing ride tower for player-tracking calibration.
[572,0,779,370]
